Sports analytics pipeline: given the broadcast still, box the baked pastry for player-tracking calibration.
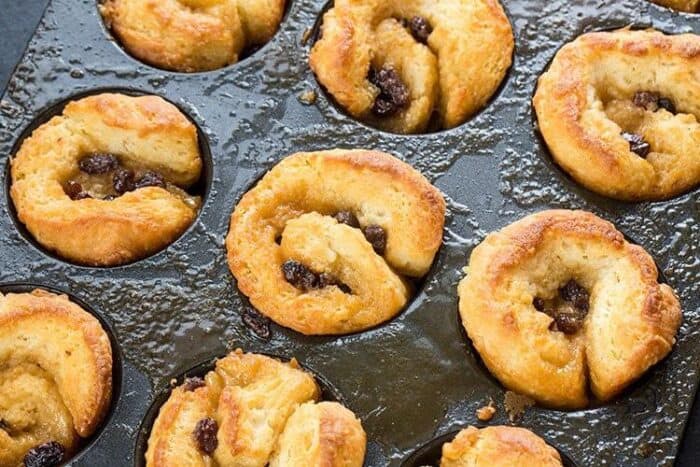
[99,0,287,72]
[651,0,700,12]
[440,426,562,467]
[269,401,366,467]
[145,350,366,467]
[10,93,203,266]
[0,289,113,467]
[226,149,445,335]
[309,0,513,133]
[458,210,681,408]
[533,28,700,201]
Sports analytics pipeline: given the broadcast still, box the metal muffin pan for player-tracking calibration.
[0,0,697,465]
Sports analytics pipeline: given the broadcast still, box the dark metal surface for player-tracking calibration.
[0,0,698,466]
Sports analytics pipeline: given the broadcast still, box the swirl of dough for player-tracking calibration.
[10,93,203,266]
[0,289,113,466]
[226,149,445,335]
[534,28,700,200]
[100,0,287,72]
[458,210,681,408]
[310,0,514,133]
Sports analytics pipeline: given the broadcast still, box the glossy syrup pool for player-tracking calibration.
[0,0,697,466]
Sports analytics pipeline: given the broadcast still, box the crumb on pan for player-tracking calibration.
[298,89,317,105]
[476,399,496,421]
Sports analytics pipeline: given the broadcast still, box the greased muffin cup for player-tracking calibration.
[0,0,699,466]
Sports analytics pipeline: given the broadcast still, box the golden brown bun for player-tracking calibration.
[226,149,445,335]
[309,0,513,133]
[458,210,681,408]
[652,0,700,12]
[269,401,366,467]
[100,0,286,72]
[10,93,202,266]
[0,290,113,466]
[145,350,367,467]
[533,28,700,200]
[440,426,562,467]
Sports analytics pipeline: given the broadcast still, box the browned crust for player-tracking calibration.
[0,289,113,437]
[442,426,562,466]
[316,403,366,467]
[226,149,445,335]
[64,94,195,137]
[652,0,700,12]
[533,28,700,200]
[458,210,682,408]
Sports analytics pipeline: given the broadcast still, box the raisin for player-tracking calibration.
[334,211,360,228]
[64,180,85,199]
[318,273,352,294]
[363,224,387,255]
[621,132,651,158]
[532,297,545,312]
[135,170,167,189]
[23,441,65,467]
[559,280,590,313]
[657,97,676,114]
[113,168,135,194]
[408,16,432,44]
[551,312,583,335]
[368,67,409,117]
[192,418,218,454]
[78,153,119,174]
[183,377,206,392]
[242,308,272,339]
[282,260,318,291]
[632,91,659,112]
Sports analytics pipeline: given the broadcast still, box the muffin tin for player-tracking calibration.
[0,0,698,465]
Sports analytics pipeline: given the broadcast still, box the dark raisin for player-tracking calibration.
[183,377,206,392]
[242,308,272,339]
[103,195,118,201]
[532,297,545,312]
[334,211,360,228]
[64,180,84,199]
[74,192,92,200]
[113,168,135,194]
[134,170,167,189]
[408,16,432,44]
[192,417,218,454]
[632,91,659,112]
[23,441,65,467]
[368,67,409,117]
[621,132,651,158]
[78,153,119,174]
[318,273,352,294]
[559,279,590,313]
[363,224,387,255]
[657,97,676,114]
[372,97,396,117]
[551,308,584,335]
[282,260,319,291]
